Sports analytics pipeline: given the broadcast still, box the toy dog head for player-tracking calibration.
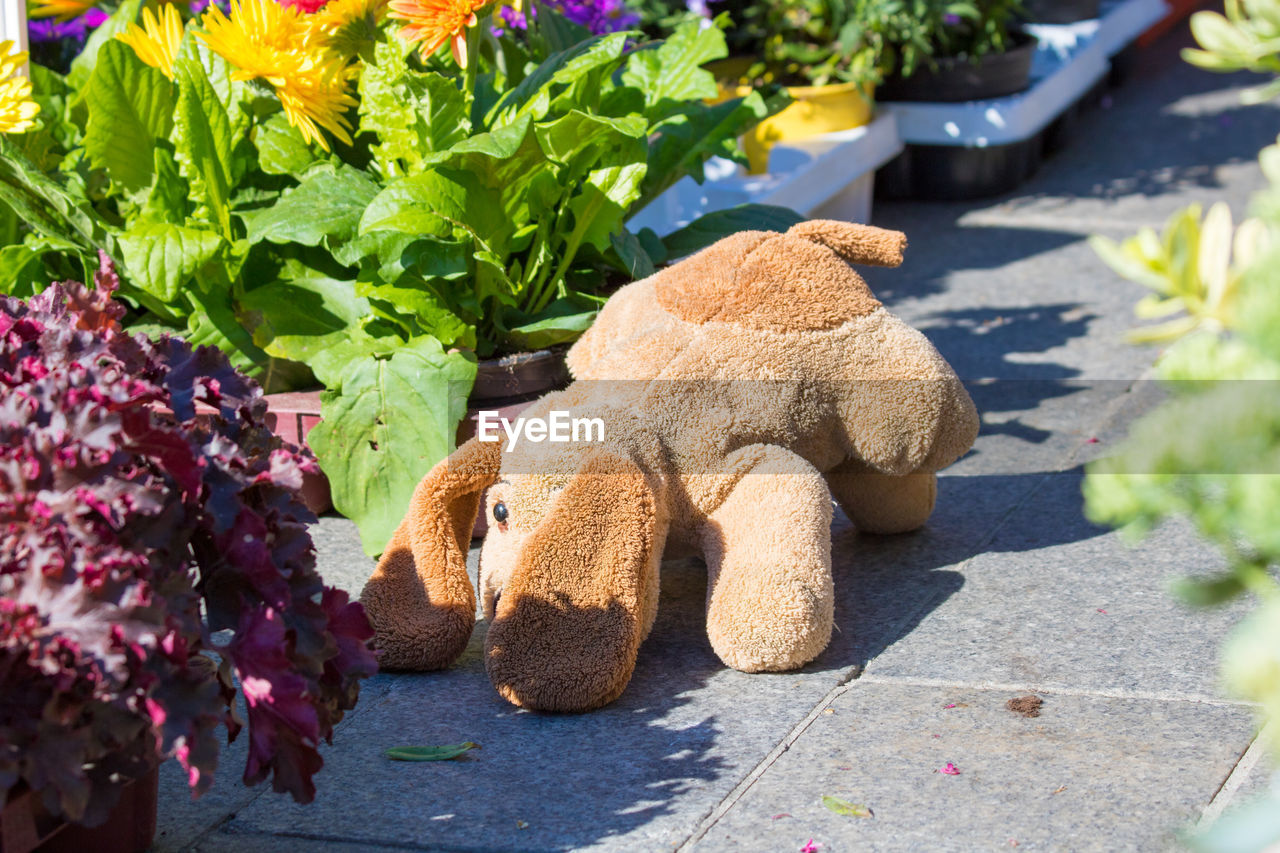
[360,422,666,713]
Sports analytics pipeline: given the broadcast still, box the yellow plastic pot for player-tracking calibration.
[727,80,875,174]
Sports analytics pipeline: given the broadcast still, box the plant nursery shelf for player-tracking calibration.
[876,0,1170,200]
[627,110,904,238]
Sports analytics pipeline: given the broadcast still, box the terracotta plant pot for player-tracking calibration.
[879,31,1037,103]
[261,348,572,533]
[1,767,159,853]
[262,391,335,514]
[457,348,572,538]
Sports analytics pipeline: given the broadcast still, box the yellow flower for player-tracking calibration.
[310,0,388,31]
[197,0,355,150]
[0,42,39,135]
[309,0,388,60]
[198,0,312,83]
[388,0,486,67]
[27,0,96,20]
[116,5,185,79]
[274,55,357,149]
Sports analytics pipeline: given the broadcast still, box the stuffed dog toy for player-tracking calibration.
[360,220,978,712]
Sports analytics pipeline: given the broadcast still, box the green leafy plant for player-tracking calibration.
[695,0,888,89]
[878,0,1028,79]
[0,0,793,555]
[1085,2,1280,847]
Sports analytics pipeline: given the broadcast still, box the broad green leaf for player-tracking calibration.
[83,41,174,196]
[68,0,143,90]
[621,21,724,118]
[639,90,787,211]
[338,232,471,284]
[534,111,647,168]
[359,167,507,251]
[570,159,648,252]
[184,285,275,377]
[385,743,479,761]
[255,112,321,176]
[240,265,392,384]
[487,33,630,126]
[174,55,236,237]
[0,245,43,297]
[359,43,467,175]
[118,222,225,303]
[245,165,379,248]
[502,299,598,350]
[609,229,657,280]
[662,205,805,259]
[822,796,872,818]
[142,145,191,224]
[0,136,106,253]
[309,340,477,555]
[357,276,473,346]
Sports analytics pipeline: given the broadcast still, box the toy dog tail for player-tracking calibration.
[787,220,907,269]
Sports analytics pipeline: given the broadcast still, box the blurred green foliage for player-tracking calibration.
[1085,2,1280,847]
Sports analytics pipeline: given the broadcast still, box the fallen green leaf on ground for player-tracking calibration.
[821,796,872,818]
[385,743,480,761]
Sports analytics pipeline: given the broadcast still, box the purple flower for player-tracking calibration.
[27,9,106,44]
[189,0,230,14]
[549,0,640,34]
[942,12,961,24]
[686,0,717,17]
[492,3,531,36]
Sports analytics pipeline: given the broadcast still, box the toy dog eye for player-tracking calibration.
[493,502,509,523]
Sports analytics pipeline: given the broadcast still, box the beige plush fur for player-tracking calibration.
[360,220,979,712]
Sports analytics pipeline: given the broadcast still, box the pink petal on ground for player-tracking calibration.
[935,763,961,775]
[1086,437,1100,444]
[772,814,791,820]
[943,703,957,709]
[1097,608,1108,614]
[800,840,822,853]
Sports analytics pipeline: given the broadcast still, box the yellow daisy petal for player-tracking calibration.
[116,4,185,79]
[0,41,39,135]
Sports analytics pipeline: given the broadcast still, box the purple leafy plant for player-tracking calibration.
[0,256,377,826]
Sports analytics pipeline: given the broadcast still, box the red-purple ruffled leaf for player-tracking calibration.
[1,275,375,821]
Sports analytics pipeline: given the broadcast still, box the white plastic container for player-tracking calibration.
[887,0,1169,149]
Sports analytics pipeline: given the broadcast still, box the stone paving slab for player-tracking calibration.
[867,469,1250,700]
[693,681,1256,852]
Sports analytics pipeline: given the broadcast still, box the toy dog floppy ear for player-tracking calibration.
[360,437,501,670]
[485,448,660,712]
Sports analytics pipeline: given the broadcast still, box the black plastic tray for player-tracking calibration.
[874,75,1113,200]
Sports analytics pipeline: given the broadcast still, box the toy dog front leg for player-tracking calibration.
[698,445,835,672]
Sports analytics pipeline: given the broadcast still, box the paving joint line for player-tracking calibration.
[1198,720,1276,827]
[675,668,862,851]
[855,673,1258,708]
[676,464,1062,851]
[199,826,518,853]
[959,213,1173,233]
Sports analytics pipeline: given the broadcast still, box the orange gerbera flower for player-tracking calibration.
[388,0,486,67]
